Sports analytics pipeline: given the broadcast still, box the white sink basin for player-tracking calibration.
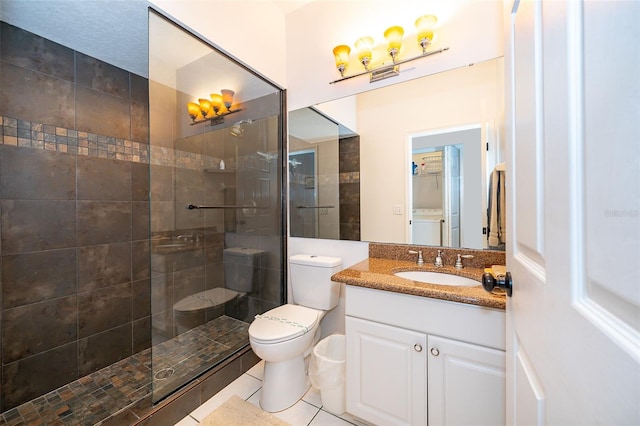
[394,271,479,287]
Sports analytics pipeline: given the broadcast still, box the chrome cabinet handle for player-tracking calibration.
[430,347,440,356]
[414,344,423,352]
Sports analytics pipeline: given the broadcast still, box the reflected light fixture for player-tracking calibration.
[331,14,447,84]
[187,89,242,126]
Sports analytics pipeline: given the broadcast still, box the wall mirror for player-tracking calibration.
[289,107,359,240]
[288,56,505,250]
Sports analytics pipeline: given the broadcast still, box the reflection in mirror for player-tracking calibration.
[411,144,463,247]
[410,127,483,249]
[288,57,504,250]
[289,108,360,240]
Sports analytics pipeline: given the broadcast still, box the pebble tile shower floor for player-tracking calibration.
[0,316,249,426]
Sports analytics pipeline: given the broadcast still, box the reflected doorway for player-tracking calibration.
[409,127,483,248]
[410,146,461,247]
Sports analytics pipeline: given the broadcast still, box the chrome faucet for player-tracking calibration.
[434,250,444,267]
[408,250,424,265]
[455,253,475,269]
[177,233,201,242]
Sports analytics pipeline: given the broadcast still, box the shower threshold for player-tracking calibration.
[0,316,249,426]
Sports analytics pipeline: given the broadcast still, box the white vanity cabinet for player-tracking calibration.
[427,335,505,426]
[345,285,505,426]
[346,316,428,425]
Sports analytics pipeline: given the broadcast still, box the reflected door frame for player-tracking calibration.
[289,148,318,237]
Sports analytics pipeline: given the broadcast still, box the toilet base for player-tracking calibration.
[260,355,309,412]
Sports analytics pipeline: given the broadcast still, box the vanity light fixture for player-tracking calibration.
[355,36,374,70]
[333,45,351,77]
[330,14,448,84]
[187,89,242,126]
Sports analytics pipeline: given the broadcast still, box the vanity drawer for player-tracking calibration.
[346,285,505,350]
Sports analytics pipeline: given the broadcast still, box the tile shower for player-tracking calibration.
[0,13,284,425]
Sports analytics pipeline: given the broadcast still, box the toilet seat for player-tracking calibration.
[249,304,320,344]
[174,287,241,312]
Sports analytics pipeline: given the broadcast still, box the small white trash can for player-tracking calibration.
[308,334,346,415]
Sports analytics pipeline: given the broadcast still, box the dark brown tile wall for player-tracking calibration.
[0,21,151,411]
[2,343,78,410]
[339,135,361,240]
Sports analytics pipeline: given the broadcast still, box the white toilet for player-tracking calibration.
[249,254,342,412]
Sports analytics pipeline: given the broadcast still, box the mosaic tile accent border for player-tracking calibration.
[151,144,224,171]
[0,115,228,172]
[1,116,150,163]
[339,171,360,184]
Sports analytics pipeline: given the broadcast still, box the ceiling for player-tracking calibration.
[272,0,314,15]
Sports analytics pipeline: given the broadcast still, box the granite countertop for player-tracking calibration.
[332,257,506,310]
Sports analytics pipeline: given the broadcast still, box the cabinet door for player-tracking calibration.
[428,335,505,426]
[346,316,427,426]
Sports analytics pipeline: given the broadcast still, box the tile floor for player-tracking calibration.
[0,316,250,426]
[175,361,369,426]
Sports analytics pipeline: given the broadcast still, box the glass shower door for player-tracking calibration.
[148,10,284,402]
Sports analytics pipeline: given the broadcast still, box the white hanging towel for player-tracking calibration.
[487,163,506,247]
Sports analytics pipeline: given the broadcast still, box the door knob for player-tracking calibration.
[482,271,513,297]
[414,344,423,352]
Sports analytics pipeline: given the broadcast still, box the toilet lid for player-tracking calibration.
[174,288,241,312]
[249,304,320,344]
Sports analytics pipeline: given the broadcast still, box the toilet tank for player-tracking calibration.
[289,254,342,310]
[224,247,267,293]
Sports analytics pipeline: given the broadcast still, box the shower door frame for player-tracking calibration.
[148,6,288,403]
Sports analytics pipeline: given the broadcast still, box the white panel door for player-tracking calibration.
[428,335,506,426]
[506,0,640,424]
[443,145,461,247]
[345,316,427,426]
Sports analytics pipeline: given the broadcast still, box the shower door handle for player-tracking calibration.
[187,204,267,210]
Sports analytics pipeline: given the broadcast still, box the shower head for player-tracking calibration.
[230,119,254,137]
[256,151,278,161]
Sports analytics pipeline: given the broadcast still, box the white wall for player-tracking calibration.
[288,237,369,337]
[285,0,503,110]
[316,96,358,133]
